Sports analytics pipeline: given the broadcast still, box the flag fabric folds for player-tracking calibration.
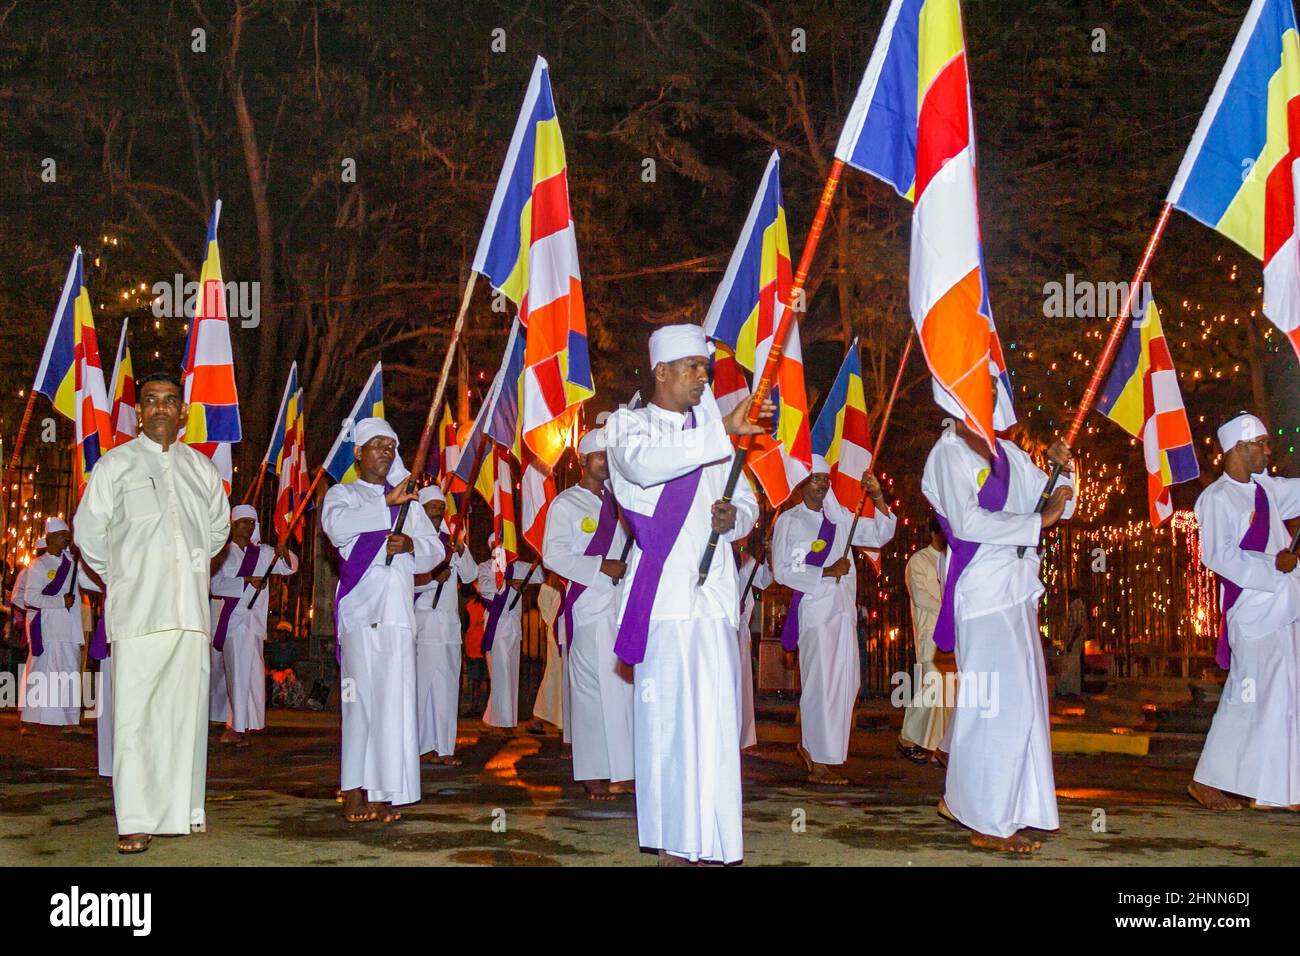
[473,55,593,470]
[322,362,384,484]
[108,317,137,446]
[834,0,1015,451]
[1097,294,1200,526]
[32,247,114,493]
[437,405,460,522]
[1167,0,1300,362]
[810,339,876,516]
[265,363,311,539]
[703,151,812,506]
[180,199,241,490]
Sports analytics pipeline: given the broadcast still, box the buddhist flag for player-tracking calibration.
[704,151,812,506]
[472,56,593,471]
[322,362,384,484]
[437,405,460,521]
[492,446,519,563]
[810,340,875,515]
[834,0,1015,451]
[711,343,750,420]
[108,317,136,446]
[180,199,241,490]
[1097,294,1200,525]
[32,247,114,493]
[452,325,514,499]
[265,363,311,539]
[1167,0,1300,363]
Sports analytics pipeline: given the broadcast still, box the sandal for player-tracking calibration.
[896,742,930,765]
[116,834,151,854]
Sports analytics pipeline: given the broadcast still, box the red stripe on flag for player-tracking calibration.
[915,54,971,200]
[1263,95,1300,264]
[530,170,572,244]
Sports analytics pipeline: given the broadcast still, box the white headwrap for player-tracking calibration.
[351,417,410,484]
[418,484,445,505]
[649,324,709,366]
[577,428,606,456]
[810,454,830,476]
[230,503,261,544]
[35,538,46,550]
[44,517,69,535]
[1217,413,1267,455]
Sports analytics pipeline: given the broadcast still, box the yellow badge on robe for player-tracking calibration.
[977,467,990,488]
[810,539,827,553]
[580,516,598,534]
[47,568,57,580]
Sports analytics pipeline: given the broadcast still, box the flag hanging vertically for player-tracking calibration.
[322,362,384,484]
[834,0,1015,451]
[492,446,519,563]
[264,363,311,539]
[703,151,812,506]
[32,248,114,493]
[437,404,460,522]
[711,344,749,420]
[1166,0,1300,362]
[108,317,136,446]
[810,339,876,515]
[1096,294,1200,525]
[180,199,241,490]
[472,55,594,470]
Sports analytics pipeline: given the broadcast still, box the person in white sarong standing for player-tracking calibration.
[771,456,896,784]
[19,519,84,734]
[476,545,541,730]
[321,418,441,824]
[412,484,475,766]
[734,538,772,752]
[898,518,950,764]
[527,573,570,750]
[75,371,231,854]
[922,409,1073,855]
[543,427,634,800]
[210,504,297,748]
[605,324,770,866]
[1189,412,1300,812]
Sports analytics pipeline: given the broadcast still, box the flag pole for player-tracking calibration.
[385,272,481,565]
[838,332,913,561]
[244,465,325,608]
[241,461,268,505]
[3,389,40,486]
[697,158,846,585]
[1021,202,1174,555]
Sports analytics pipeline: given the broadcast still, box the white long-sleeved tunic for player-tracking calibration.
[24,550,82,645]
[542,484,628,625]
[209,542,299,641]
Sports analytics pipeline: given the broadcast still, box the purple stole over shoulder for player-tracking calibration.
[779,511,837,651]
[613,410,703,666]
[1216,481,1272,670]
[932,444,1012,653]
[334,485,399,663]
[27,553,73,658]
[88,595,108,661]
[558,489,619,648]
[212,544,263,652]
[480,582,511,654]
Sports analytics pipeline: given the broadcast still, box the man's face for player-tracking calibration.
[231,518,256,543]
[355,436,397,482]
[1234,435,1271,476]
[136,380,185,443]
[423,500,446,525]
[45,531,70,554]
[655,355,710,409]
[802,473,830,508]
[584,450,609,483]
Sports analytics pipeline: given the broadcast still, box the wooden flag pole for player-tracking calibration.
[385,272,480,565]
[838,332,913,561]
[507,557,541,610]
[3,389,39,484]
[244,465,325,608]
[1021,202,1174,555]
[697,158,846,585]
[241,461,268,505]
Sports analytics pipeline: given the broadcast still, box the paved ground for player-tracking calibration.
[1,706,1296,866]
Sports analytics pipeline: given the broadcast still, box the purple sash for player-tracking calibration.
[481,586,511,653]
[779,512,837,651]
[212,544,263,652]
[88,595,108,661]
[558,489,619,648]
[334,487,401,663]
[1216,481,1271,670]
[932,444,1012,653]
[28,554,73,658]
[426,531,453,609]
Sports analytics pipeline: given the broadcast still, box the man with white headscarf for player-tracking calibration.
[1189,412,1300,812]
[475,538,542,730]
[412,483,476,765]
[20,518,84,733]
[209,504,297,747]
[321,417,442,823]
[733,537,772,751]
[771,455,896,783]
[921,381,1074,855]
[604,323,770,865]
[543,426,634,800]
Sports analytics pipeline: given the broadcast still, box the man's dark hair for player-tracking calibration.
[136,370,182,393]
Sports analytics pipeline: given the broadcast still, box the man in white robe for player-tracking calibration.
[321,418,442,823]
[921,412,1074,854]
[543,427,634,799]
[412,484,475,765]
[75,371,230,854]
[734,539,772,751]
[1189,413,1300,811]
[210,504,297,747]
[605,324,769,865]
[899,519,950,762]
[476,548,541,730]
[6,539,42,663]
[771,456,896,783]
[20,519,84,733]
[528,573,569,745]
